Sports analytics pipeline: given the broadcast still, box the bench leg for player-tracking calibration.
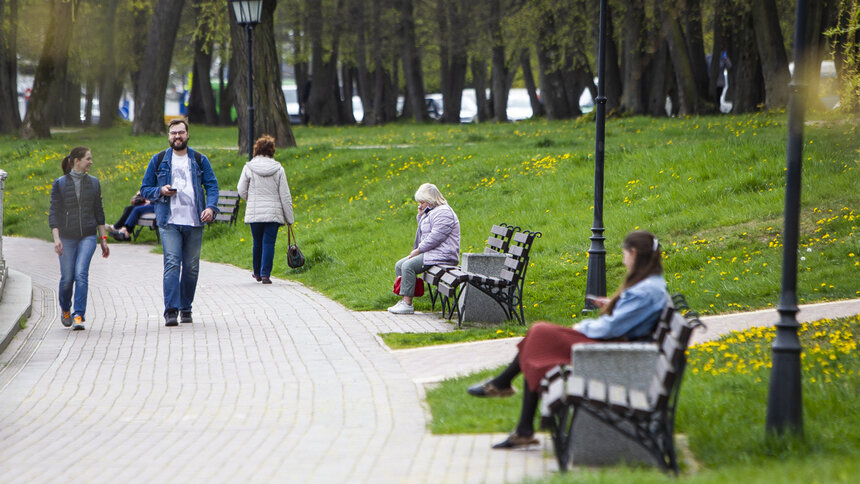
[546,403,577,471]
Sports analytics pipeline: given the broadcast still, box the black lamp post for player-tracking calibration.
[584,0,608,310]
[229,0,263,160]
[766,0,807,436]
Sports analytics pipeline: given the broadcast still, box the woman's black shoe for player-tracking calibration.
[467,379,516,398]
[492,432,539,449]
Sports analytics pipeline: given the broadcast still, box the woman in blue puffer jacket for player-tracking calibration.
[388,183,460,315]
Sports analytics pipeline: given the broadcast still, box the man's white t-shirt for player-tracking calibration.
[168,153,200,227]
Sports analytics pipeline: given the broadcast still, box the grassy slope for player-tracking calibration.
[1,114,857,329]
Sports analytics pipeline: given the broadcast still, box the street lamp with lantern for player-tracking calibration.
[229,0,263,160]
[584,0,609,311]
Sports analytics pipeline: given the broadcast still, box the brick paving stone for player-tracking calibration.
[0,237,554,483]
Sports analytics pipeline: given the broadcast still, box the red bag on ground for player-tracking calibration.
[392,276,424,297]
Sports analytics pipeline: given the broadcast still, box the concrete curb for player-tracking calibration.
[0,269,32,356]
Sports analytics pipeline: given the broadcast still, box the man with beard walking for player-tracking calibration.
[140,119,220,326]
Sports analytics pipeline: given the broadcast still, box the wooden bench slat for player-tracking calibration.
[628,389,651,415]
[567,375,586,399]
[586,379,607,403]
[608,384,628,411]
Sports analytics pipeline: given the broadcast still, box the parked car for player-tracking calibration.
[506,88,534,121]
[282,85,302,124]
[424,92,477,123]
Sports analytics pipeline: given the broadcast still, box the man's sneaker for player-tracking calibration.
[72,316,85,331]
[180,310,193,324]
[387,301,415,315]
[61,311,73,327]
[165,309,179,327]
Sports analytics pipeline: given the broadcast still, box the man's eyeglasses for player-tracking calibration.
[169,131,186,136]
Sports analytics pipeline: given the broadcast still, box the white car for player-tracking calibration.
[281,86,302,124]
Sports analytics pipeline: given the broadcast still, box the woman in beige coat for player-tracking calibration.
[237,135,295,284]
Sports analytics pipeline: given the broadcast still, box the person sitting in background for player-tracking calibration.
[467,230,668,449]
[108,191,154,241]
[388,183,460,315]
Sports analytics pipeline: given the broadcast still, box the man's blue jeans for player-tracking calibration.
[160,224,204,314]
[58,235,98,319]
[249,222,280,278]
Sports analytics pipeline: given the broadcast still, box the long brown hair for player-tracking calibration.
[61,146,90,175]
[602,230,663,315]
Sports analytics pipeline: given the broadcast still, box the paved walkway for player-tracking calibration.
[0,237,553,483]
[2,236,859,483]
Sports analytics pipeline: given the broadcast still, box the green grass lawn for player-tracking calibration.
[431,314,860,483]
[1,114,857,345]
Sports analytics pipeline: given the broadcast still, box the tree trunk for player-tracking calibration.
[683,0,710,102]
[520,48,543,117]
[665,6,712,114]
[536,9,574,120]
[646,39,671,116]
[490,0,508,122]
[97,0,122,128]
[188,9,219,127]
[83,81,94,125]
[353,0,373,125]
[708,0,730,105]
[230,0,295,150]
[341,64,356,123]
[599,0,622,113]
[439,0,468,124]
[219,42,236,126]
[0,0,21,133]
[750,0,790,109]
[727,4,764,113]
[472,59,491,121]
[127,0,151,99]
[306,0,343,125]
[620,1,647,114]
[398,0,427,122]
[21,0,77,139]
[132,0,186,135]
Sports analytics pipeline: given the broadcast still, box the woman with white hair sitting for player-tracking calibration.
[389,183,461,315]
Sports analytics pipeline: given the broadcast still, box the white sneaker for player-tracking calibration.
[387,301,415,314]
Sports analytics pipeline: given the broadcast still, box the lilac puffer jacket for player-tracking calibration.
[413,204,460,265]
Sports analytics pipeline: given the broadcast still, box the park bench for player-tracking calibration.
[131,191,241,242]
[213,190,242,225]
[427,227,541,327]
[424,223,517,315]
[133,212,159,242]
[539,294,704,473]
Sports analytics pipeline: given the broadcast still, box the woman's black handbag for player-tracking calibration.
[286,224,305,269]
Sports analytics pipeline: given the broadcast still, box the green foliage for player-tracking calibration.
[826,0,860,112]
[0,115,857,332]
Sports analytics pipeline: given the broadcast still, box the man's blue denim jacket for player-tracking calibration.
[139,147,220,227]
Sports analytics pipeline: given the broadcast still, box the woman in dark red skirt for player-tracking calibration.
[467,230,669,449]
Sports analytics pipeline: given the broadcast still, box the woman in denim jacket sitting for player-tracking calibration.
[467,230,668,449]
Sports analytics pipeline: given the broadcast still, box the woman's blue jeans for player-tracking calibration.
[160,224,204,314]
[250,222,281,277]
[58,235,98,319]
